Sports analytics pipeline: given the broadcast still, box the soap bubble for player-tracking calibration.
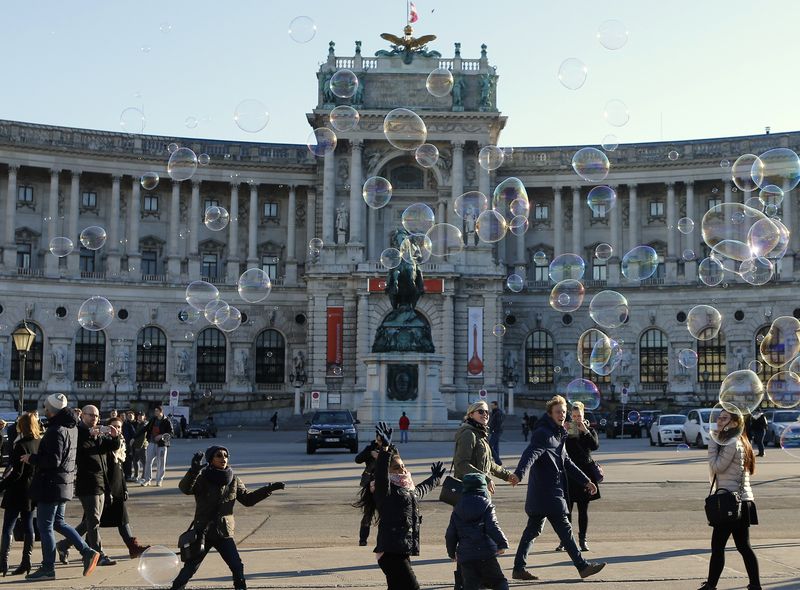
[601,134,619,151]
[383,108,427,151]
[426,68,454,97]
[454,191,488,220]
[204,206,230,231]
[178,307,201,324]
[506,274,524,292]
[288,15,316,43]
[586,185,616,216]
[329,69,358,99]
[478,146,504,171]
[185,280,219,311]
[572,148,610,182]
[399,233,433,264]
[307,128,337,157]
[217,306,242,332]
[533,251,548,266]
[233,99,270,133]
[549,253,585,282]
[677,348,698,368]
[198,153,211,166]
[621,245,659,280]
[766,371,800,409]
[590,336,623,376]
[475,210,507,243]
[703,203,778,262]
[557,58,587,90]
[167,143,179,154]
[578,329,609,369]
[49,237,73,257]
[402,203,436,234]
[414,143,439,168]
[362,176,392,209]
[759,316,800,368]
[119,107,145,133]
[738,256,773,286]
[596,19,629,50]
[184,116,198,129]
[677,217,694,234]
[627,411,641,423]
[748,360,763,373]
[779,422,800,458]
[588,290,629,329]
[140,172,160,190]
[603,99,630,127]
[492,177,528,222]
[167,147,198,181]
[549,279,585,312]
[79,226,107,250]
[595,243,613,260]
[687,304,722,341]
[731,154,763,192]
[747,217,782,257]
[706,403,744,446]
[758,184,784,208]
[752,148,800,192]
[668,150,680,161]
[492,324,506,338]
[718,370,764,416]
[698,257,724,286]
[380,247,402,269]
[142,340,152,350]
[682,249,695,261]
[765,203,779,217]
[138,545,180,587]
[565,379,600,410]
[308,237,324,254]
[510,198,530,218]
[78,296,115,331]
[508,216,529,235]
[426,223,464,257]
[204,300,230,325]
[744,196,763,212]
[764,218,790,260]
[237,268,272,303]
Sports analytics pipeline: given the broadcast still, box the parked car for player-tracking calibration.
[649,414,687,446]
[306,410,359,454]
[763,410,800,447]
[684,408,723,448]
[606,409,643,439]
[0,412,19,467]
[185,421,217,439]
[638,410,662,437]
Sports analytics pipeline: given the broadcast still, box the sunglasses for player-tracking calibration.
[214,452,228,458]
[474,409,489,416]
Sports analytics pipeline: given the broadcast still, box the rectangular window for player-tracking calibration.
[649,201,665,217]
[261,256,278,280]
[263,202,279,218]
[141,251,158,275]
[17,186,33,202]
[143,194,159,212]
[204,198,219,212]
[81,191,97,208]
[707,197,721,210]
[592,261,607,281]
[202,253,218,278]
[534,204,549,220]
[16,243,31,269]
[79,247,95,272]
[533,264,548,282]
[592,204,607,218]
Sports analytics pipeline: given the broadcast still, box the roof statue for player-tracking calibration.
[376,25,441,64]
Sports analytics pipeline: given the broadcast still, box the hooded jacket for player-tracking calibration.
[445,491,508,562]
[29,408,79,503]
[453,420,513,481]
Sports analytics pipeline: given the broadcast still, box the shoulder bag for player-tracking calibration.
[704,448,744,527]
[178,521,207,562]
[585,460,605,484]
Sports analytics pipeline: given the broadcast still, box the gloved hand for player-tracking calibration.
[123,490,129,502]
[266,482,285,493]
[191,452,204,471]
[430,461,446,479]
[376,422,393,447]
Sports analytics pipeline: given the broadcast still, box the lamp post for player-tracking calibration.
[289,370,306,416]
[701,370,710,403]
[189,382,196,418]
[12,323,36,416]
[609,383,616,403]
[504,366,518,415]
[111,371,121,413]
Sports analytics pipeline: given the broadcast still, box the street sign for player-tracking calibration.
[169,389,180,408]
[620,388,629,405]
[479,389,487,399]
[311,390,320,409]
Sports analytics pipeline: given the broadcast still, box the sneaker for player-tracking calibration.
[579,562,606,579]
[26,566,56,581]
[155,481,162,487]
[140,480,151,487]
[98,555,117,566]
[512,569,539,581]
[56,541,70,564]
[82,549,100,576]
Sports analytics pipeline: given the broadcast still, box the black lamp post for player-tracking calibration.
[111,371,121,413]
[189,382,196,410]
[136,383,143,403]
[289,370,307,415]
[701,369,710,402]
[504,367,518,415]
[610,383,616,402]
[12,323,36,416]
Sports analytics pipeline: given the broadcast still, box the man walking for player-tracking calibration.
[270,412,279,432]
[141,406,173,487]
[22,393,100,580]
[488,401,504,465]
[750,409,768,457]
[132,412,148,482]
[398,411,410,443]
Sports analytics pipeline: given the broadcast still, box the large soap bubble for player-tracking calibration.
[677,217,694,234]
[185,280,219,312]
[383,108,427,151]
[204,300,230,325]
[329,105,360,132]
[586,185,616,216]
[380,247,402,269]
[509,215,529,235]
[589,290,629,329]
[596,19,629,50]
[217,306,242,332]
[752,148,800,192]
[402,203,436,234]
[454,191,488,220]
[603,99,630,127]
[549,279,585,312]
[698,257,724,286]
[167,147,198,181]
[478,146,505,171]
[204,206,230,231]
[415,143,439,168]
[237,268,272,303]
[400,233,433,264]
[233,99,269,133]
[548,253,585,282]
[140,172,159,191]
[759,316,800,368]
[78,296,114,331]
[506,274,524,293]
[677,348,698,368]
[747,217,782,257]
[49,236,74,258]
[766,371,800,409]
[718,370,764,415]
[780,422,800,458]
[557,58,587,90]
[621,245,658,280]
[731,154,763,192]
[138,545,180,587]
[492,178,528,222]
[426,68,454,97]
[577,329,608,369]
[571,148,610,182]
[565,379,600,410]
[708,403,745,447]
[738,256,773,286]
[687,305,722,341]
[79,226,107,250]
[119,107,146,133]
[475,210,507,243]
[307,128,337,157]
[329,69,358,99]
[288,15,316,43]
[595,243,613,260]
[426,223,463,257]
[362,176,392,209]
[590,336,623,376]
[758,184,784,208]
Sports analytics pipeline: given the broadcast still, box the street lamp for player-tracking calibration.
[503,367,518,415]
[609,383,616,402]
[12,323,36,416]
[701,370,710,402]
[189,382,196,412]
[289,370,306,416]
[111,371,121,413]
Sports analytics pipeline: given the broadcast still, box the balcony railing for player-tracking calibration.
[76,381,104,389]
[141,274,167,282]
[16,267,42,277]
[197,383,224,390]
[80,271,106,280]
[137,382,165,390]
[256,383,284,391]
[12,380,41,389]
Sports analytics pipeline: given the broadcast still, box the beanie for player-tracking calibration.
[205,445,229,463]
[45,393,68,412]
[462,472,488,495]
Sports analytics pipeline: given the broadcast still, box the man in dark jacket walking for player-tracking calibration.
[21,393,100,580]
[511,395,606,582]
[488,401,504,465]
[142,406,173,487]
[749,410,768,456]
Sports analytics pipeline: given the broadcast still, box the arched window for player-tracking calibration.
[525,330,553,384]
[754,325,780,384]
[639,328,668,383]
[697,332,726,384]
[74,328,106,382]
[580,330,611,384]
[389,165,424,190]
[196,328,226,383]
[255,329,286,384]
[10,322,43,381]
[136,326,167,383]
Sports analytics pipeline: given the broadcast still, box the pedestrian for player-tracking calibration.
[180,414,188,439]
[21,393,100,580]
[122,411,137,482]
[132,413,148,482]
[353,433,382,546]
[109,410,118,420]
[697,409,761,590]
[141,405,173,487]
[445,473,509,590]
[270,412,278,432]
[521,412,530,442]
[749,410,767,457]
[372,422,445,590]
[0,412,41,576]
[169,445,285,590]
[555,401,600,552]
[488,401,504,464]
[399,412,410,443]
[511,395,606,582]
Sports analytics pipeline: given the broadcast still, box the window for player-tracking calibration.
[81,191,97,208]
[141,250,158,275]
[136,326,167,383]
[580,330,611,383]
[261,256,278,280]
[74,328,106,382]
[16,186,33,202]
[16,244,31,269]
[204,199,219,212]
[591,204,607,218]
[707,197,722,210]
[10,323,43,381]
[534,204,549,220]
[389,165,424,190]
[263,202,278,218]
[639,328,669,383]
[202,254,218,278]
[143,194,159,212]
[255,329,285,383]
[649,201,665,217]
[533,264,548,282]
[196,327,226,383]
[525,330,554,384]
[697,332,726,384]
[79,247,95,273]
[592,257,607,281]
[754,325,781,384]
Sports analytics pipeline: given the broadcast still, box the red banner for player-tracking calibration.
[367,278,443,293]
[326,307,344,377]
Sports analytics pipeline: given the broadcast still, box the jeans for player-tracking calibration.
[488,431,502,465]
[377,552,419,590]
[2,508,34,548]
[400,430,409,443]
[78,494,105,552]
[143,445,168,483]
[460,557,508,590]
[513,511,588,572]
[36,501,91,569]
[171,533,243,589]
[133,447,147,480]
[707,521,760,588]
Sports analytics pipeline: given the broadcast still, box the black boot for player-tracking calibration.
[579,537,590,552]
[10,535,32,576]
[0,533,9,576]
[233,576,247,590]
[358,525,370,546]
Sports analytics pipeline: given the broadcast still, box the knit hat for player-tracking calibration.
[205,445,229,463]
[45,393,68,412]
[462,473,488,494]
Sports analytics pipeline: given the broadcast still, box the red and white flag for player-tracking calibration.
[409,2,419,23]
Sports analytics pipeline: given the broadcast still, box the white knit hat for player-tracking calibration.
[45,393,68,411]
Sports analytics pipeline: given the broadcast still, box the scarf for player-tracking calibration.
[389,472,415,491]
[202,466,234,487]
[466,417,488,435]
[113,440,127,463]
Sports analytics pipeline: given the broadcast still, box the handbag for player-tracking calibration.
[178,522,206,562]
[13,517,40,542]
[704,474,742,526]
[586,460,605,484]
[439,475,463,506]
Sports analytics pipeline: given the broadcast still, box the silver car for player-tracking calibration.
[650,414,687,446]
[764,410,800,447]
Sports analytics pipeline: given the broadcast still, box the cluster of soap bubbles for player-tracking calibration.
[49,225,108,258]
[184,280,243,333]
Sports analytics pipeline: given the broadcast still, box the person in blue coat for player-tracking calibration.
[511,395,606,582]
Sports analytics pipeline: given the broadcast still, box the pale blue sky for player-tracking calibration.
[2,1,797,147]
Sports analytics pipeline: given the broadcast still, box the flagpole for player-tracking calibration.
[406,0,410,24]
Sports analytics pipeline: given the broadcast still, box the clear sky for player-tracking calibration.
[2,0,798,148]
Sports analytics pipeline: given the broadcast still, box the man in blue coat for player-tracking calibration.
[511,395,606,582]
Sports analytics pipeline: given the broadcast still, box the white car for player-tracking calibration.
[650,414,688,446]
[684,408,722,448]
[764,410,800,447]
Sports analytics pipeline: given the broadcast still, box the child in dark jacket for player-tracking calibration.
[445,473,509,590]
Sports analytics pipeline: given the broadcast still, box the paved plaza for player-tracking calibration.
[0,428,797,589]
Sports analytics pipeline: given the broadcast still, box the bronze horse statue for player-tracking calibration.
[386,228,425,310]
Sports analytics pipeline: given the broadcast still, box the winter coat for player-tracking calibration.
[513,414,590,516]
[355,441,380,487]
[122,421,137,444]
[453,421,512,481]
[145,417,173,447]
[708,439,753,501]
[100,452,129,527]
[445,491,508,562]
[0,436,40,511]
[74,422,121,497]
[132,422,148,450]
[749,414,768,434]
[565,427,601,502]
[488,408,504,434]
[373,449,440,556]
[178,466,274,538]
[29,408,79,503]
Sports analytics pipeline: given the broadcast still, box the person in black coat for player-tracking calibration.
[372,422,444,590]
[445,473,509,590]
[353,435,382,546]
[121,412,137,480]
[521,412,530,442]
[749,410,768,456]
[0,412,41,576]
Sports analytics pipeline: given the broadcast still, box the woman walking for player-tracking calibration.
[698,409,761,590]
[353,433,382,546]
[0,412,41,576]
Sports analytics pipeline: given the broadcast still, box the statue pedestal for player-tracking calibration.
[359,353,457,441]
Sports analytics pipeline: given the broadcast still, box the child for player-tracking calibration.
[445,473,509,590]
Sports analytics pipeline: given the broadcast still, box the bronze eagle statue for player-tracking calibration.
[380,25,437,52]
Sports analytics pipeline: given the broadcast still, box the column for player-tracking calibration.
[356,294,370,388]
[608,184,622,285]
[306,187,317,262]
[450,140,465,226]
[187,180,201,279]
[628,184,639,250]
[66,170,80,275]
[367,206,377,261]
[781,179,795,279]
[247,183,259,268]
[322,148,335,245]
[128,177,141,279]
[167,181,181,279]
[553,186,563,256]
[478,159,490,196]
[723,179,732,204]
[685,181,698,282]
[226,182,240,283]
[348,140,363,245]
[665,182,677,281]
[45,169,60,276]
[571,186,583,254]
[285,185,298,285]
[2,165,18,267]
[442,292,454,387]
[106,175,122,276]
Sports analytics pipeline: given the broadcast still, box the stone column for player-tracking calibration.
[515,220,526,274]
[247,183,259,269]
[356,294,370,388]
[665,182,677,281]
[684,181,697,282]
[781,179,795,279]
[442,292,454,386]
[45,169,60,276]
[723,179,732,204]
[608,184,622,285]
[367,206,377,261]
[571,185,583,255]
[285,185,298,285]
[128,178,141,279]
[2,165,18,267]
[306,187,317,262]
[553,186,564,256]
[322,149,335,245]
[167,181,181,279]
[348,140,363,245]
[450,140,465,226]
[106,175,122,276]
[67,170,81,276]
[187,180,201,279]
[628,184,639,250]
[226,182,240,283]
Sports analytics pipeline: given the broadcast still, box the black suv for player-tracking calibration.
[306,410,359,454]
[606,409,643,439]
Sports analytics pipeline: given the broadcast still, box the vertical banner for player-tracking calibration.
[327,306,344,376]
[467,306,484,377]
